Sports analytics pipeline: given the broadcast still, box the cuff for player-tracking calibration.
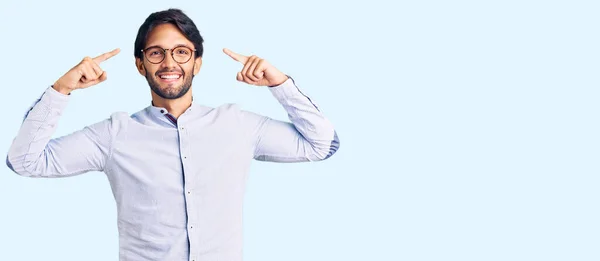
[268,76,298,104]
[40,85,71,112]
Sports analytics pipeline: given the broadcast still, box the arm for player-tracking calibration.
[242,77,339,162]
[6,48,121,177]
[222,48,339,162]
[6,86,113,177]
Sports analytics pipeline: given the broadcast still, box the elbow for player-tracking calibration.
[5,152,23,176]
[322,131,340,160]
[311,131,339,161]
[6,150,36,177]
[5,154,16,173]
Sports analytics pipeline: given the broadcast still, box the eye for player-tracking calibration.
[145,48,163,57]
[176,49,190,55]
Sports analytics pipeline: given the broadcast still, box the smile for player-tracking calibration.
[159,74,182,79]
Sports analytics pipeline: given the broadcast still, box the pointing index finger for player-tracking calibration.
[223,48,248,64]
[93,48,121,63]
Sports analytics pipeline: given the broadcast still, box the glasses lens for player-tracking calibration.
[145,47,165,63]
[173,47,193,63]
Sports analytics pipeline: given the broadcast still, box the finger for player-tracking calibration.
[245,56,261,82]
[93,48,121,63]
[254,59,267,79]
[89,60,104,78]
[79,63,98,83]
[237,71,257,85]
[252,59,266,81]
[80,78,100,88]
[80,71,108,88]
[98,71,108,82]
[83,58,100,79]
[223,48,248,64]
[242,55,255,80]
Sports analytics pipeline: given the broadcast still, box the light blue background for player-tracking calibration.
[0,0,598,260]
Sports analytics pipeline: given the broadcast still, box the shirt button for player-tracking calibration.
[187,191,191,194]
[160,109,165,113]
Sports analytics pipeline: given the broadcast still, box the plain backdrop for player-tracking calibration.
[0,0,599,260]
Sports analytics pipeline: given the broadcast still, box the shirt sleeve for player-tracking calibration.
[6,86,115,178]
[241,76,340,162]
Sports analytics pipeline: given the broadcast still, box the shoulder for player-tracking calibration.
[109,111,133,125]
[201,103,243,118]
[214,103,241,112]
[86,111,131,135]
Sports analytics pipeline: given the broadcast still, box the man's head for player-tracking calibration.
[134,9,204,100]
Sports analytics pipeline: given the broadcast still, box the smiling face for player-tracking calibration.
[136,23,202,100]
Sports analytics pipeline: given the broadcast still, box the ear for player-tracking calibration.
[193,57,202,76]
[135,58,146,76]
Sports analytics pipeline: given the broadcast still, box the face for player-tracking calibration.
[136,23,202,99]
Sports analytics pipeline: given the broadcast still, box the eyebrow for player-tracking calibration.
[144,44,194,50]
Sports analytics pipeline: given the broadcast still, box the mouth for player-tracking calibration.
[157,73,182,83]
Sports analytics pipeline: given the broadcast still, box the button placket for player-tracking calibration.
[178,117,196,258]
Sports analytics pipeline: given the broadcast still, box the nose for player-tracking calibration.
[160,49,178,68]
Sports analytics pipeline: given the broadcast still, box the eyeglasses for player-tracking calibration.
[141,46,196,64]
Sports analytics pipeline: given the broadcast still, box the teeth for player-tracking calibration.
[160,75,180,79]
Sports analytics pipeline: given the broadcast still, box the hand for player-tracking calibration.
[223,48,288,87]
[53,48,121,95]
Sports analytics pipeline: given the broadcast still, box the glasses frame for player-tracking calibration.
[141,46,197,64]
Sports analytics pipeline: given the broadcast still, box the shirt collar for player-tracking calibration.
[148,100,196,126]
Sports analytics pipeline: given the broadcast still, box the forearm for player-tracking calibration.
[7,86,70,176]
[267,77,339,160]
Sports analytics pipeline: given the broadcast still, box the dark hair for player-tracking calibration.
[134,8,204,60]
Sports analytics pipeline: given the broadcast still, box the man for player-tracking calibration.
[6,8,339,261]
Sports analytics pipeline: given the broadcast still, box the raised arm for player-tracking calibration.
[223,48,339,162]
[241,77,339,162]
[6,49,121,177]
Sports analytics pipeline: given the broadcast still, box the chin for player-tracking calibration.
[147,74,192,100]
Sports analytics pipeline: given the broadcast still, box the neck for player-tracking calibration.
[151,91,193,119]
